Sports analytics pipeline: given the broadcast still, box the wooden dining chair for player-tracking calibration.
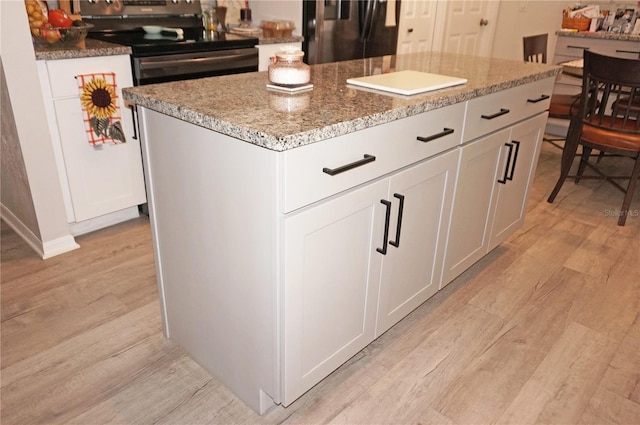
[523,34,581,148]
[547,50,640,226]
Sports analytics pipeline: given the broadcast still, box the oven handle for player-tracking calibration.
[139,53,257,70]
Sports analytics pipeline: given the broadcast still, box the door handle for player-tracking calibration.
[481,108,510,120]
[527,94,550,103]
[497,142,514,184]
[417,128,454,143]
[322,154,376,176]
[507,141,520,181]
[480,18,489,26]
[389,193,405,248]
[377,199,392,255]
[128,104,138,140]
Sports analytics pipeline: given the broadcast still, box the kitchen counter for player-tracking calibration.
[131,51,560,414]
[123,51,560,151]
[34,33,299,61]
[557,30,640,42]
[34,39,131,60]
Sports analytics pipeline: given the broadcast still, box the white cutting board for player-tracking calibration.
[347,70,467,96]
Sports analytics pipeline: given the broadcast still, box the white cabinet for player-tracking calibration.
[443,113,546,285]
[282,179,386,404]
[136,75,554,414]
[37,55,146,234]
[282,149,459,404]
[552,35,640,96]
[375,150,458,336]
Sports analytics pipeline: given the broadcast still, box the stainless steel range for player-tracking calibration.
[73,0,259,85]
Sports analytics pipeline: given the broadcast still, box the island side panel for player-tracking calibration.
[138,107,279,412]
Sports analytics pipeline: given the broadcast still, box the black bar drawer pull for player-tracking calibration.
[507,140,520,181]
[497,143,514,184]
[417,128,454,143]
[389,193,405,248]
[567,45,589,50]
[128,104,138,140]
[527,94,550,103]
[377,199,392,255]
[323,154,376,176]
[481,108,510,120]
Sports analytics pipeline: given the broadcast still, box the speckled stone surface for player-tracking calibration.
[259,35,304,45]
[556,30,640,42]
[123,51,561,152]
[34,39,131,61]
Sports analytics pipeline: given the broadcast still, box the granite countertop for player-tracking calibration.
[123,51,561,152]
[556,30,640,42]
[35,39,131,60]
[258,35,304,45]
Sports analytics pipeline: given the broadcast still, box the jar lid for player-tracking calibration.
[275,45,304,60]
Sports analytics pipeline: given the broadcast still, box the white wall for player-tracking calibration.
[0,1,78,258]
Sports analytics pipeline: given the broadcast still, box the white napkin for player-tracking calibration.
[385,0,396,27]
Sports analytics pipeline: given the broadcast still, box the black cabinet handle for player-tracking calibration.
[507,140,520,181]
[389,193,405,248]
[128,104,138,140]
[481,108,510,120]
[323,154,376,176]
[377,199,392,255]
[497,143,514,184]
[567,45,589,50]
[417,128,454,143]
[527,94,550,103]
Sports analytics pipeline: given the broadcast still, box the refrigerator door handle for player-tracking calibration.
[359,0,376,42]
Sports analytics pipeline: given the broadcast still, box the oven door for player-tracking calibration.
[133,47,259,85]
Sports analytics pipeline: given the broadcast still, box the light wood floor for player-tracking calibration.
[2,141,639,425]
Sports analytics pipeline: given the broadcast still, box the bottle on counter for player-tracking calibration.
[268,46,311,88]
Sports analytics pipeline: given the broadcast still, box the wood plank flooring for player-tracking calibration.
[2,141,639,425]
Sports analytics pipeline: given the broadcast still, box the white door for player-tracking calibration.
[438,0,500,57]
[489,114,545,249]
[375,149,458,337]
[442,128,510,286]
[396,0,438,55]
[282,179,387,406]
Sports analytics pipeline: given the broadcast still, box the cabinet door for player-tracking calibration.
[46,56,146,222]
[54,97,146,221]
[282,180,387,405]
[442,128,510,286]
[489,114,546,249]
[375,149,458,336]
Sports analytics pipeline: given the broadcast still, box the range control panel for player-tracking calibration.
[73,0,202,18]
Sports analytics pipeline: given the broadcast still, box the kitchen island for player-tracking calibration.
[123,51,561,414]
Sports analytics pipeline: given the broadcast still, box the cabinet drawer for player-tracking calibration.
[555,37,640,60]
[45,55,134,98]
[280,102,465,213]
[463,77,554,143]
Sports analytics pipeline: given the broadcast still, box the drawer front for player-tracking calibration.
[45,55,133,98]
[281,102,466,213]
[555,37,640,59]
[463,77,554,143]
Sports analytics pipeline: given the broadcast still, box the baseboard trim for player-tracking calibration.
[0,204,79,259]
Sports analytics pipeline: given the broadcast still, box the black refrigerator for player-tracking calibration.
[303,0,401,64]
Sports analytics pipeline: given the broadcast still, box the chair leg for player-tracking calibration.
[617,154,640,226]
[575,147,592,184]
[548,118,581,203]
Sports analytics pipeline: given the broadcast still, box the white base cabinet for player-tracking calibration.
[283,149,458,403]
[37,55,146,234]
[442,113,545,285]
[137,76,554,414]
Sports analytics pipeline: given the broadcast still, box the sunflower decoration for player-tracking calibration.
[79,74,126,145]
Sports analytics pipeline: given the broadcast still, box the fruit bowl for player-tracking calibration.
[30,22,94,48]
